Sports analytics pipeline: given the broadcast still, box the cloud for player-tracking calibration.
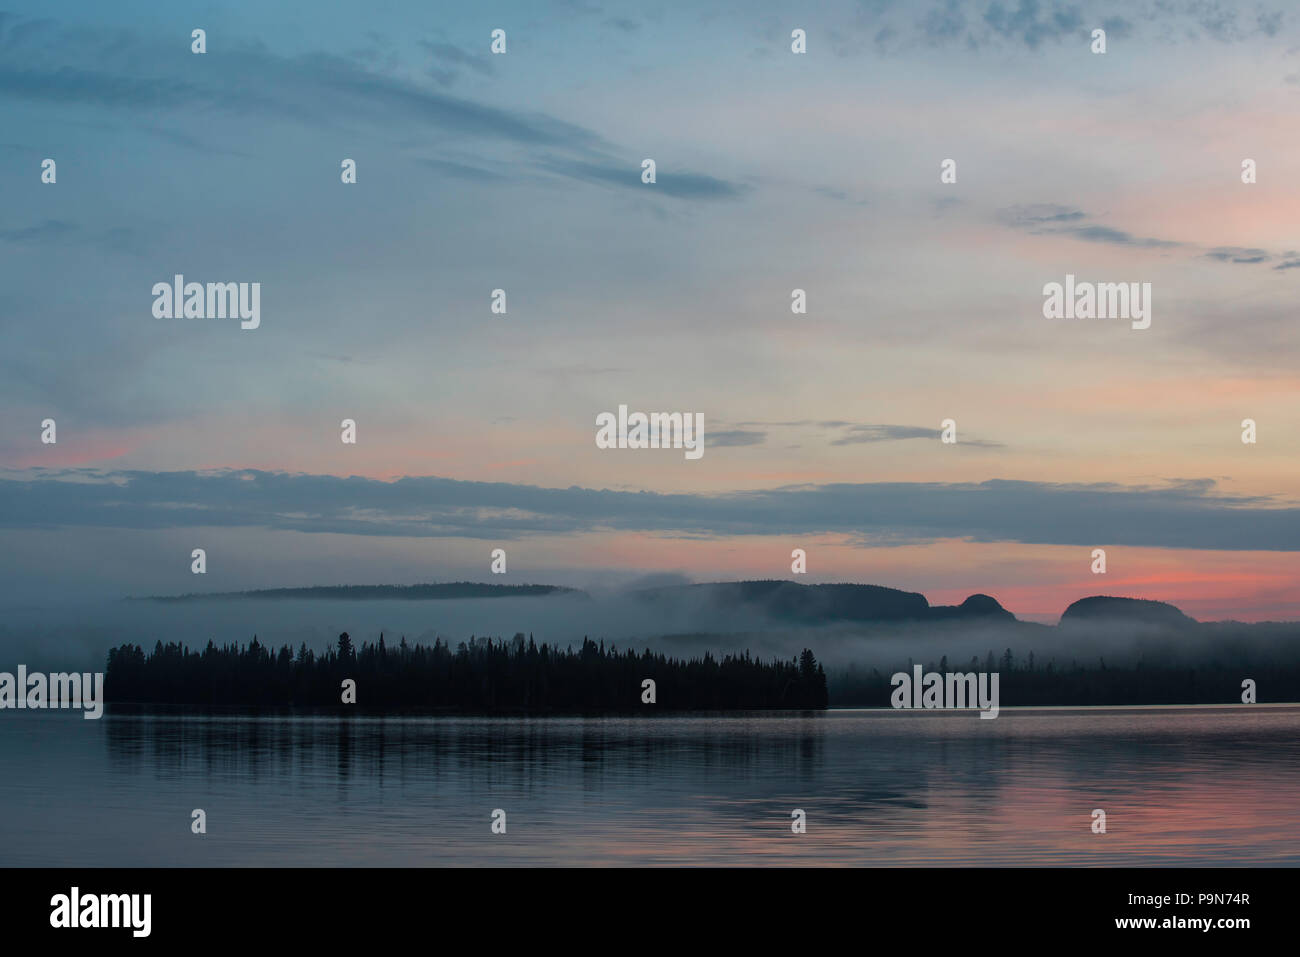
[811,185,850,202]
[997,205,1179,248]
[416,40,495,83]
[856,1,1292,52]
[0,13,753,210]
[996,204,1087,228]
[537,156,748,200]
[830,424,938,445]
[810,423,1000,448]
[137,124,253,157]
[0,219,76,243]
[725,421,1000,447]
[417,157,508,182]
[1100,16,1134,39]
[1206,247,1271,264]
[301,54,601,146]
[733,420,851,428]
[0,219,147,255]
[995,204,1300,262]
[709,430,767,447]
[0,16,603,153]
[920,1,971,45]
[982,0,1084,50]
[3,469,1296,551]
[1067,225,1180,249]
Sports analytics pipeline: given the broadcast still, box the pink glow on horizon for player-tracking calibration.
[561,533,1300,623]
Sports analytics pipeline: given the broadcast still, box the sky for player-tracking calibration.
[1,0,1299,621]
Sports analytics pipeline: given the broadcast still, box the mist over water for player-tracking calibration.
[2,590,1298,676]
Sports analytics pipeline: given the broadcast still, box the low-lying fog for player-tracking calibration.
[1,588,1296,673]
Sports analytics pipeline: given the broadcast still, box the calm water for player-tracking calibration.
[2,705,1298,866]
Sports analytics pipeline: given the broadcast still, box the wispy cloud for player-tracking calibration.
[981,0,1085,50]
[829,424,1002,447]
[710,430,767,447]
[995,203,1300,266]
[416,39,495,87]
[855,1,1287,53]
[731,421,1001,448]
[416,157,508,182]
[0,219,76,243]
[0,13,748,205]
[996,204,1181,249]
[2,469,1295,551]
[1206,246,1271,264]
[537,156,748,201]
[0,16,602,152]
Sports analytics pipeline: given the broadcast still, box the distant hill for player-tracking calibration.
[1060,596,1196,627]
[134,583,587,602]
[929,593,1018,621]
[131,578,1210,632]
[633,580,1016,624]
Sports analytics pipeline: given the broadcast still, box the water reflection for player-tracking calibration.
[1,706,1296,866]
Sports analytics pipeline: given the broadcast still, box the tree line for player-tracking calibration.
[105,633,830,711]
[830,648,1300,706]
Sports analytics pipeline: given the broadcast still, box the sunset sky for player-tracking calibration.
[2,0,1299,621]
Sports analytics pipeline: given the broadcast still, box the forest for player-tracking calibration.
[104,632,830,711]
[829,649,1300,706]
[102,634,1296,710]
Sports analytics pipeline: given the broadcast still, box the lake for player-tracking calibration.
[2,705,1298,866]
